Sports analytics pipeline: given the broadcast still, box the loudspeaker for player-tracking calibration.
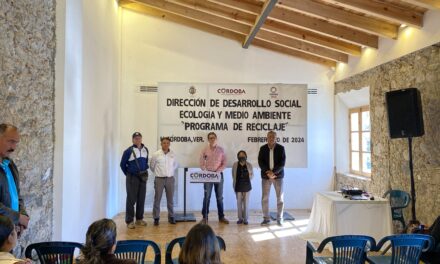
[386,88,424,138]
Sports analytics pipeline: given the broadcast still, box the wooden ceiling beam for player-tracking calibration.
[253,39,337,67]
[206,0,263,15]
[277,0,398,38]
[243,0,278,48]
[166,0,349,61]
[270,7,378,48]
[119,1,245,41]
[209,0,378,47]
[257,30,348,62]
[131,0,251,34]
[263,20,362,56]
[174,0,361,55]
[120,0,337,67]
[399,0,440,10]
[323,0,423,28]
[168,0,256,25]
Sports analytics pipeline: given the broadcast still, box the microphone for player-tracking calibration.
[203,154,207,171]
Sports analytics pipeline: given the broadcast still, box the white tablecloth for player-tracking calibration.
[303,191,393,242]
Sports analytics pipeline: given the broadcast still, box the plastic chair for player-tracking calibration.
[24,241,83,264]
[115,240,161,264]
[367,234,434,264]
[305,235,376,264]
[383,190,410,228]
[165,236,226,264]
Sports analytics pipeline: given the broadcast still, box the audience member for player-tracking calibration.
[178,223,222,264]
[0,215,30,264]
[421,215,440,263]
[79,219,136,264]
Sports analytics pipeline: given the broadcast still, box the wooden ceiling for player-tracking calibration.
[118,0,439,67]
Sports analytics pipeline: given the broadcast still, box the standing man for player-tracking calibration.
[258,131,286,226]
[199,132,229,224]
[149,137,178,226]
[0,124,29,235]
[120,132,149,229]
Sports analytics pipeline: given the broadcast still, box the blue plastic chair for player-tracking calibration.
[25,241,83,264]
[306,235,376,264]
[115,240,161,264]
[165,236,226,264]
[367,234,434,264]
[383,190,410,229]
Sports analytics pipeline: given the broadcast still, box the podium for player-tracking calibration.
[174,169,222,222]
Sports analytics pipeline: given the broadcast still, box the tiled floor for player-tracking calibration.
[114,209,311,264]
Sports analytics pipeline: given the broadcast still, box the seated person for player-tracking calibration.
[0,215,30,264]
[78,219,136,264]
[178,223,222,264]
[421,215,440,264]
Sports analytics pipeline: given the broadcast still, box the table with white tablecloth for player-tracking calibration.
[302,191,393,242]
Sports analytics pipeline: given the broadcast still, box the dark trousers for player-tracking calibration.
[125,175,146,223]
[201,174,224,219]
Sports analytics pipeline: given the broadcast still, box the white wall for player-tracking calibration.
[54,0,121,241]
[336,9,440,81]
[54,0,66,241]
[119,9,335,213]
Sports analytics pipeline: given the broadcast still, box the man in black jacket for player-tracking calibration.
[258,131,286,226]
[0,124,29,235]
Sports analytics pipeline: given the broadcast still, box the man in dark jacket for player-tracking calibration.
[421,215,440,263]
[258,131,286,226]
[0,124,29,235]
[120,132,149,229]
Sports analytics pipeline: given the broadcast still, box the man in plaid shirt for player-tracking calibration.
[199,132,229,224]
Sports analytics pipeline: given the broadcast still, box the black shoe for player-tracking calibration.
[243,220,249,225]
[261,219,270,226]
[219,217,230,224]
[237,219,243,224]
[154,219,159,226]
[168,218,176,224]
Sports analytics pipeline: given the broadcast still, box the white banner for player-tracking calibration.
[189,171,221,183]
[158,83,307,168]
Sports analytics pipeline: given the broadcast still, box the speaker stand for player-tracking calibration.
[408,137,418,224]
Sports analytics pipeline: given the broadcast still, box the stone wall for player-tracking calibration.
[335,43,440,225]
[0,0,56,255]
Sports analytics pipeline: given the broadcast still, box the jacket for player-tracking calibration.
[0,158,28,224]
[120,144,149,176]
[258,143,286,179]
[231,161,254,190]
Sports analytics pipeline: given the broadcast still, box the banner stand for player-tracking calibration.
[175,168,196,222]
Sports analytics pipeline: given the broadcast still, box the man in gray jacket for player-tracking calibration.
[0,124,29,235]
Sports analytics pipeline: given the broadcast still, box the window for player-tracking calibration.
[349,106,371,176]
